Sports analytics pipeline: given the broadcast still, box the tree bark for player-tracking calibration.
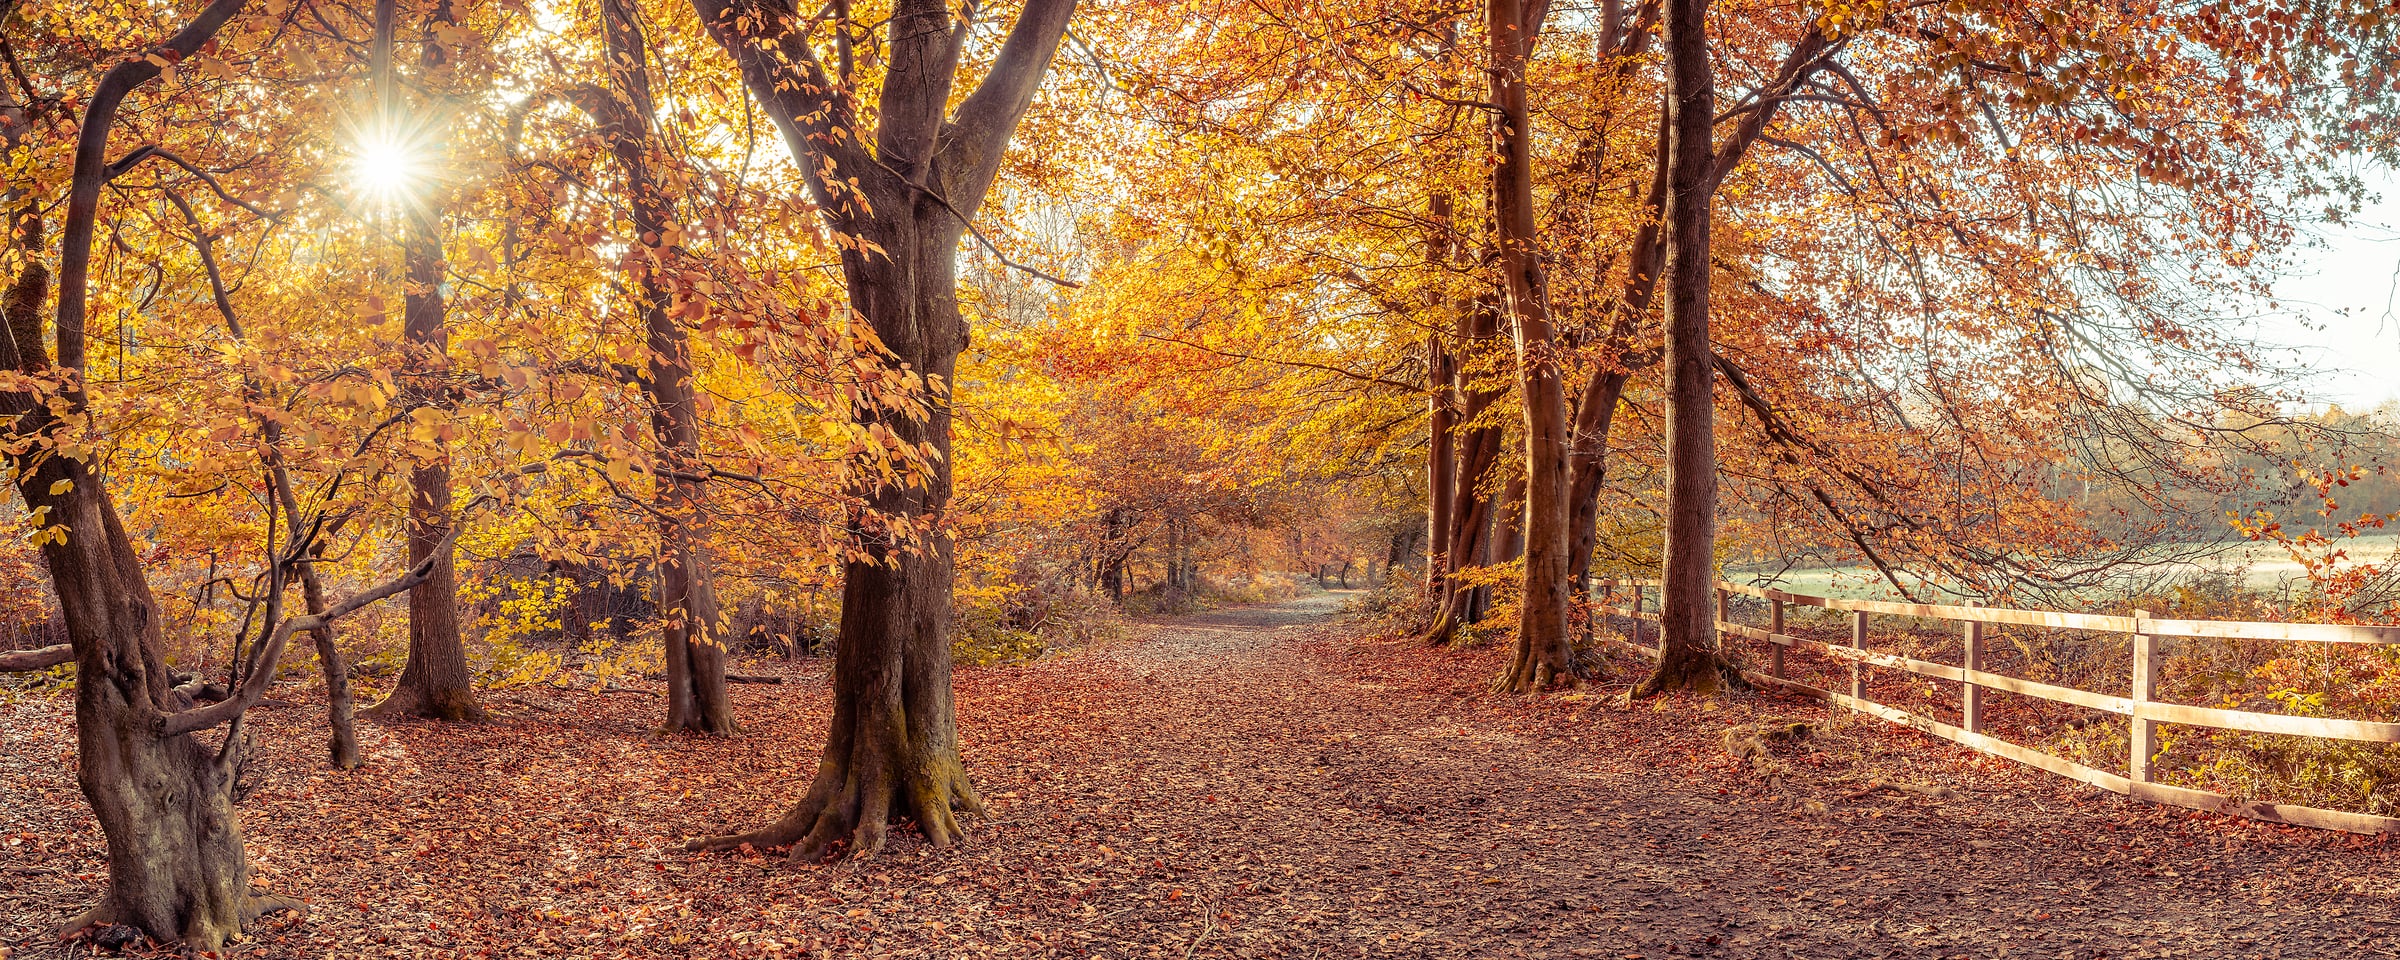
[366,0,483,722]
[1641,0,1737,695]
[1566,111,1670,590]
[1423,194,1457,603]
[0,0,304,944]
[1491,0,1574,693]
[1633,12,1834,695]
[1491,473,1528,563]
[1418,296,1505,644]
[688,0,1076,860]
[269,463,360,768]
[572,0,735,735]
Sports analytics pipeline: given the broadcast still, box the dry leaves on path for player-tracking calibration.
[4,592,2396,958]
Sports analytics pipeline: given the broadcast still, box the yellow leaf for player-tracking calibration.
[47,479,70,495]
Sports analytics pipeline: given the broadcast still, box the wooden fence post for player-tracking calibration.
[1769,596,1785,680]
[1631,585,1645,650]
[1714,586,1729,646]
[1962,617,1983,735]
[1850,610,1868,703]
[2131,608,2158,783]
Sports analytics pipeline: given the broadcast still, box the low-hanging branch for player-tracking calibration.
[154,497,492,738]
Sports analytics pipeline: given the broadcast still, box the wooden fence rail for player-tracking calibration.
[1589,578,2400,835]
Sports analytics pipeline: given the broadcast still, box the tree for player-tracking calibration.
[686,0,1078,860]
[0,0,471,943]
[562,0,736,735]
[365,0,485,722]
[1489,0,1576,692]
[1644,0,1729,693]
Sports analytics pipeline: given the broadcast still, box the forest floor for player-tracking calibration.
[5,591,2399,959]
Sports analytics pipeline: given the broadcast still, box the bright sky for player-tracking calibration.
[2265,165,2400,411]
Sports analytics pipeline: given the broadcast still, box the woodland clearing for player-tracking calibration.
[5,593,2394,959]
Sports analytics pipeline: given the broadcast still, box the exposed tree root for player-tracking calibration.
[1416,600,1463,647]
[1492,654,1582,695]
[57,901,121,941]
[363,685,486,723]
[242,891,307,924]
[689,738,985,863]
[55,892,295,952]
[1633,649,1750,698]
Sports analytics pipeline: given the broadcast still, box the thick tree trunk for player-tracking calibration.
[1642,0,1741,696]
[0,1,302,942]
[44,483,275,949]
[691,224,982,860]
[688,0,1072,860]
[368,0,482,723]
[369,206,484,722]
[1491,0,1574,693]
[8,355,275,955]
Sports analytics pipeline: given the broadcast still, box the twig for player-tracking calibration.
[1183,896,1217,960]
[864,154,1080,289]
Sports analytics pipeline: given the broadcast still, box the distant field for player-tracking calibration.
[1730,533,2400,602]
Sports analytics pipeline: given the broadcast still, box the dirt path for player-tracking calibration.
[4,591,2397,958]
[1075,594,2400,958]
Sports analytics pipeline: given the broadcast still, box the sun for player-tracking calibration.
[348,122,430,207]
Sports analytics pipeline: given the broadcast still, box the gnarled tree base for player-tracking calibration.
[363,684,486,723]
[1495,639,1583,694]
[61,891,303,952]
[688,722,985,862]
[1634,648,1751,698]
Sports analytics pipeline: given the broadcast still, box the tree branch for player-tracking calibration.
[1704,27,1840,192]
[155,496,492,737]
[0,644,70,672]
[932,0,1077,215]
[104,145,276,222]
[53,0,255,379]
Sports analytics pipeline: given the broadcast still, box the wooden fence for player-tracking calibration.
[1592,578,2400,835]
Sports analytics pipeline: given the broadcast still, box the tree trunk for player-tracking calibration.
[1100,509,1128,600]
[269,465,360,768]
[1423,195,1458,603]
[0,0,303,942]
[687,0,1073,859]
[1418,296,1504,644]
[1641,0,1740,696]
[1492,473,1528,564]
[37,479,271,948]
[691,224,983,860]
[1491,0,1574,693]
[575,0,735,735]
[1567,112,1670,590]
[367,0,483,723]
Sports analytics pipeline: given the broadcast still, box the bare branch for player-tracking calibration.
[0,644,70,672]
[155,496,493,738]
[105,145,276,222]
